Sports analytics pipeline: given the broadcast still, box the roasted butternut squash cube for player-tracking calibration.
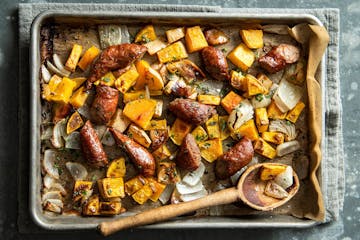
[230,70,247,91]
[232,119,259,141]
[247,74,267,96]
[106,157,126,178]
[42,75,62,101]
[260,165,287,181]
[227,43,255,71]
[267,101,287,119]
[50,77,77,104]
[123,90,146,103]
[166,27,185,43]
[108,109,131,133]
[65,44,83,72]
[73,180,93,203]
[255,108,269,133]
[96,72,116,87]
[199,138,223,163]
[132,184,153,205]
[98,178,125,199]
[257,73,273,91]
[219,115,230,140]
[239,29,264,49]
[286,101,305,123]
[147,177,166,202]
[134,60,150,90]
[169,118,192,145]
[206,114,220,139]
[152,144,171,161]
[69,86,89,109]
[125,176,145,195]
[221,91,243,114]
[144,39,167,55]
[261,132,285,145]
[82,195,100,216]
[78,45,100,71]
[157,41,188,63]
[157,161,181,184]
[134,60,164,91]
[144,119,167,130]
[115,64,139,93]
[191,125,208,143]
[66,111,84,134]
[99,201,122,215]
[123,99,157,129]
[254,138,277,159]
[128,124,152,148]
[197,95,221,105]
[71,77,87,90]
[185,26,208,53]
[135,25,157,43]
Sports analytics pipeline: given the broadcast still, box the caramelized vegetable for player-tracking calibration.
[123,99,157,129]
[106,158,126,178]
[239,29,264,49]
[66,111,84,134]
[204,29,229,46]
[128,124,152,148]
[157,41,188,63]
[65,44,83,72]
[135,25,157,43]
[199,138,223,163]
[98,178,125,199]
[69,86,89,109]
[185,26,208,53]
[221,91,243,114]
[78,45,100,71]
[169,118,192,146]
[166,27,185,43]
[99,201,122,215]
[254,138,277,159]
[227,43,255,71]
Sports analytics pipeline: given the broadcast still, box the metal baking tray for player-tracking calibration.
[30,9,325,230]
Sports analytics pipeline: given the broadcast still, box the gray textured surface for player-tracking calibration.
[0,1,358,240]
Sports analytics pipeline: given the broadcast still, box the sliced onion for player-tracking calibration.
[41,124,54,141]
[53,54,71,76]
[101,128,115,146]
[180,188,207,202]
[264,181,289,199]
[94,125,107,140]
[176,180,204,195]
[51,119,67,148]
[145,85,151,99]
[77,104,91,120]
[230,167,247,185]
[41,64,51,83]
[43,174,57,189]
[43,199,63,213]
[273,79,302,112]
[65,162,88,180]
[121,25,130,44]
[274,166,294,189]
[98,24,122,49]
[46,60,70,77]
[43,149,60,179]
[50,183,67,196]
[276,140,300,157]
[42,191,62,202]
[269,120,297,141]
[159,184,175,205]
[195,80,223,95]
[182,162,205,186]
[228,99,254,131]
[65,132,81,149]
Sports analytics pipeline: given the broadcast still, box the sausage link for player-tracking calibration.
[201,46,230,81]
[90,85,119,125]
[110,128,155,177]
[80,120,108,168]
[176,134,201,171]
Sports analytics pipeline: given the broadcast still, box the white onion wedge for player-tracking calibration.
[43,149,60,179]
[51,119,67,148]
[101,128,115,146]
[65,132,81,149]
[41,124,53,141]
[43,174,57,189]
[251,94,272,109]
[43,199,63,213]
[41,64,51,83]
[94,125,107,140]
[182,162,205,186]
[228,99,254,131]
[273,79,302,112]
[65,162,88,180]
[276,140,300,157]
[274,166,294,189]
[269,120,297,141]
[98,25,122,49]
[159,184,175,205]
[77,104,91,120]
[53,54,71,76]
[264,181,289,199]
[50,183,67,196]
[180,188,208,202]
[42,191,62,202]
[46,60,70,77]
[176,180,204,195]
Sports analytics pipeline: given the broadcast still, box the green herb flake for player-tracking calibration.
[102,77,111,83]
[202,142,211,149]
[208,121,217,126]
[255,94,264,102]
[220,120,227,132]
[221,48,227,53]
[139,94,145,99]
[107,188,113,195]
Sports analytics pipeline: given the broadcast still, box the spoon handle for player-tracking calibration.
[99,187,239,236]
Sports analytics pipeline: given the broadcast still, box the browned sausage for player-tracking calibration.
[86,43,147,89]
[80,120,108,168]
[215,137,254,179]
[201,46,230,81]
[150,129,169,151]
[258,44,300,73]
[204,29,229,46]
[110,128,155,177]
[171,80,193,98]
[90,85,119,125]
[176,134,201,171]
[168,98,216,125]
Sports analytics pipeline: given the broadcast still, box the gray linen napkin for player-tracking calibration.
[18,3,342,232]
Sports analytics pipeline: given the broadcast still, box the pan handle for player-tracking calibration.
[98,187,239,236]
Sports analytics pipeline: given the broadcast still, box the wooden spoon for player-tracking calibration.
[98,163,299,236]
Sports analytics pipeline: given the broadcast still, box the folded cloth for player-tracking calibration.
[18,3,342,233]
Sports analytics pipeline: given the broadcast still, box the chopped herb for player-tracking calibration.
[255,94,264,102]
[226,142,234,148]
[172,56,177,61]
[265,93,272,99]
[107,188,113,195]
[151,122,156,127]
[285,120,292,126]
[209,134,214,138]
[170,134,175,139]
[127,132,133,138]
[54,163,63,175]
[80,190,87,196]
[202,142,211,149]
[91,175,97,181]
[139,94,145,99]
[102,77,111,83]
[195,135,205,142]
[220,120,227,132]
[208,121,217,126]
[221,48,227,53]
[142,36,151,43]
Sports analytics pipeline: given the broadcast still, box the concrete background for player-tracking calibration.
[0,0,358,239]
